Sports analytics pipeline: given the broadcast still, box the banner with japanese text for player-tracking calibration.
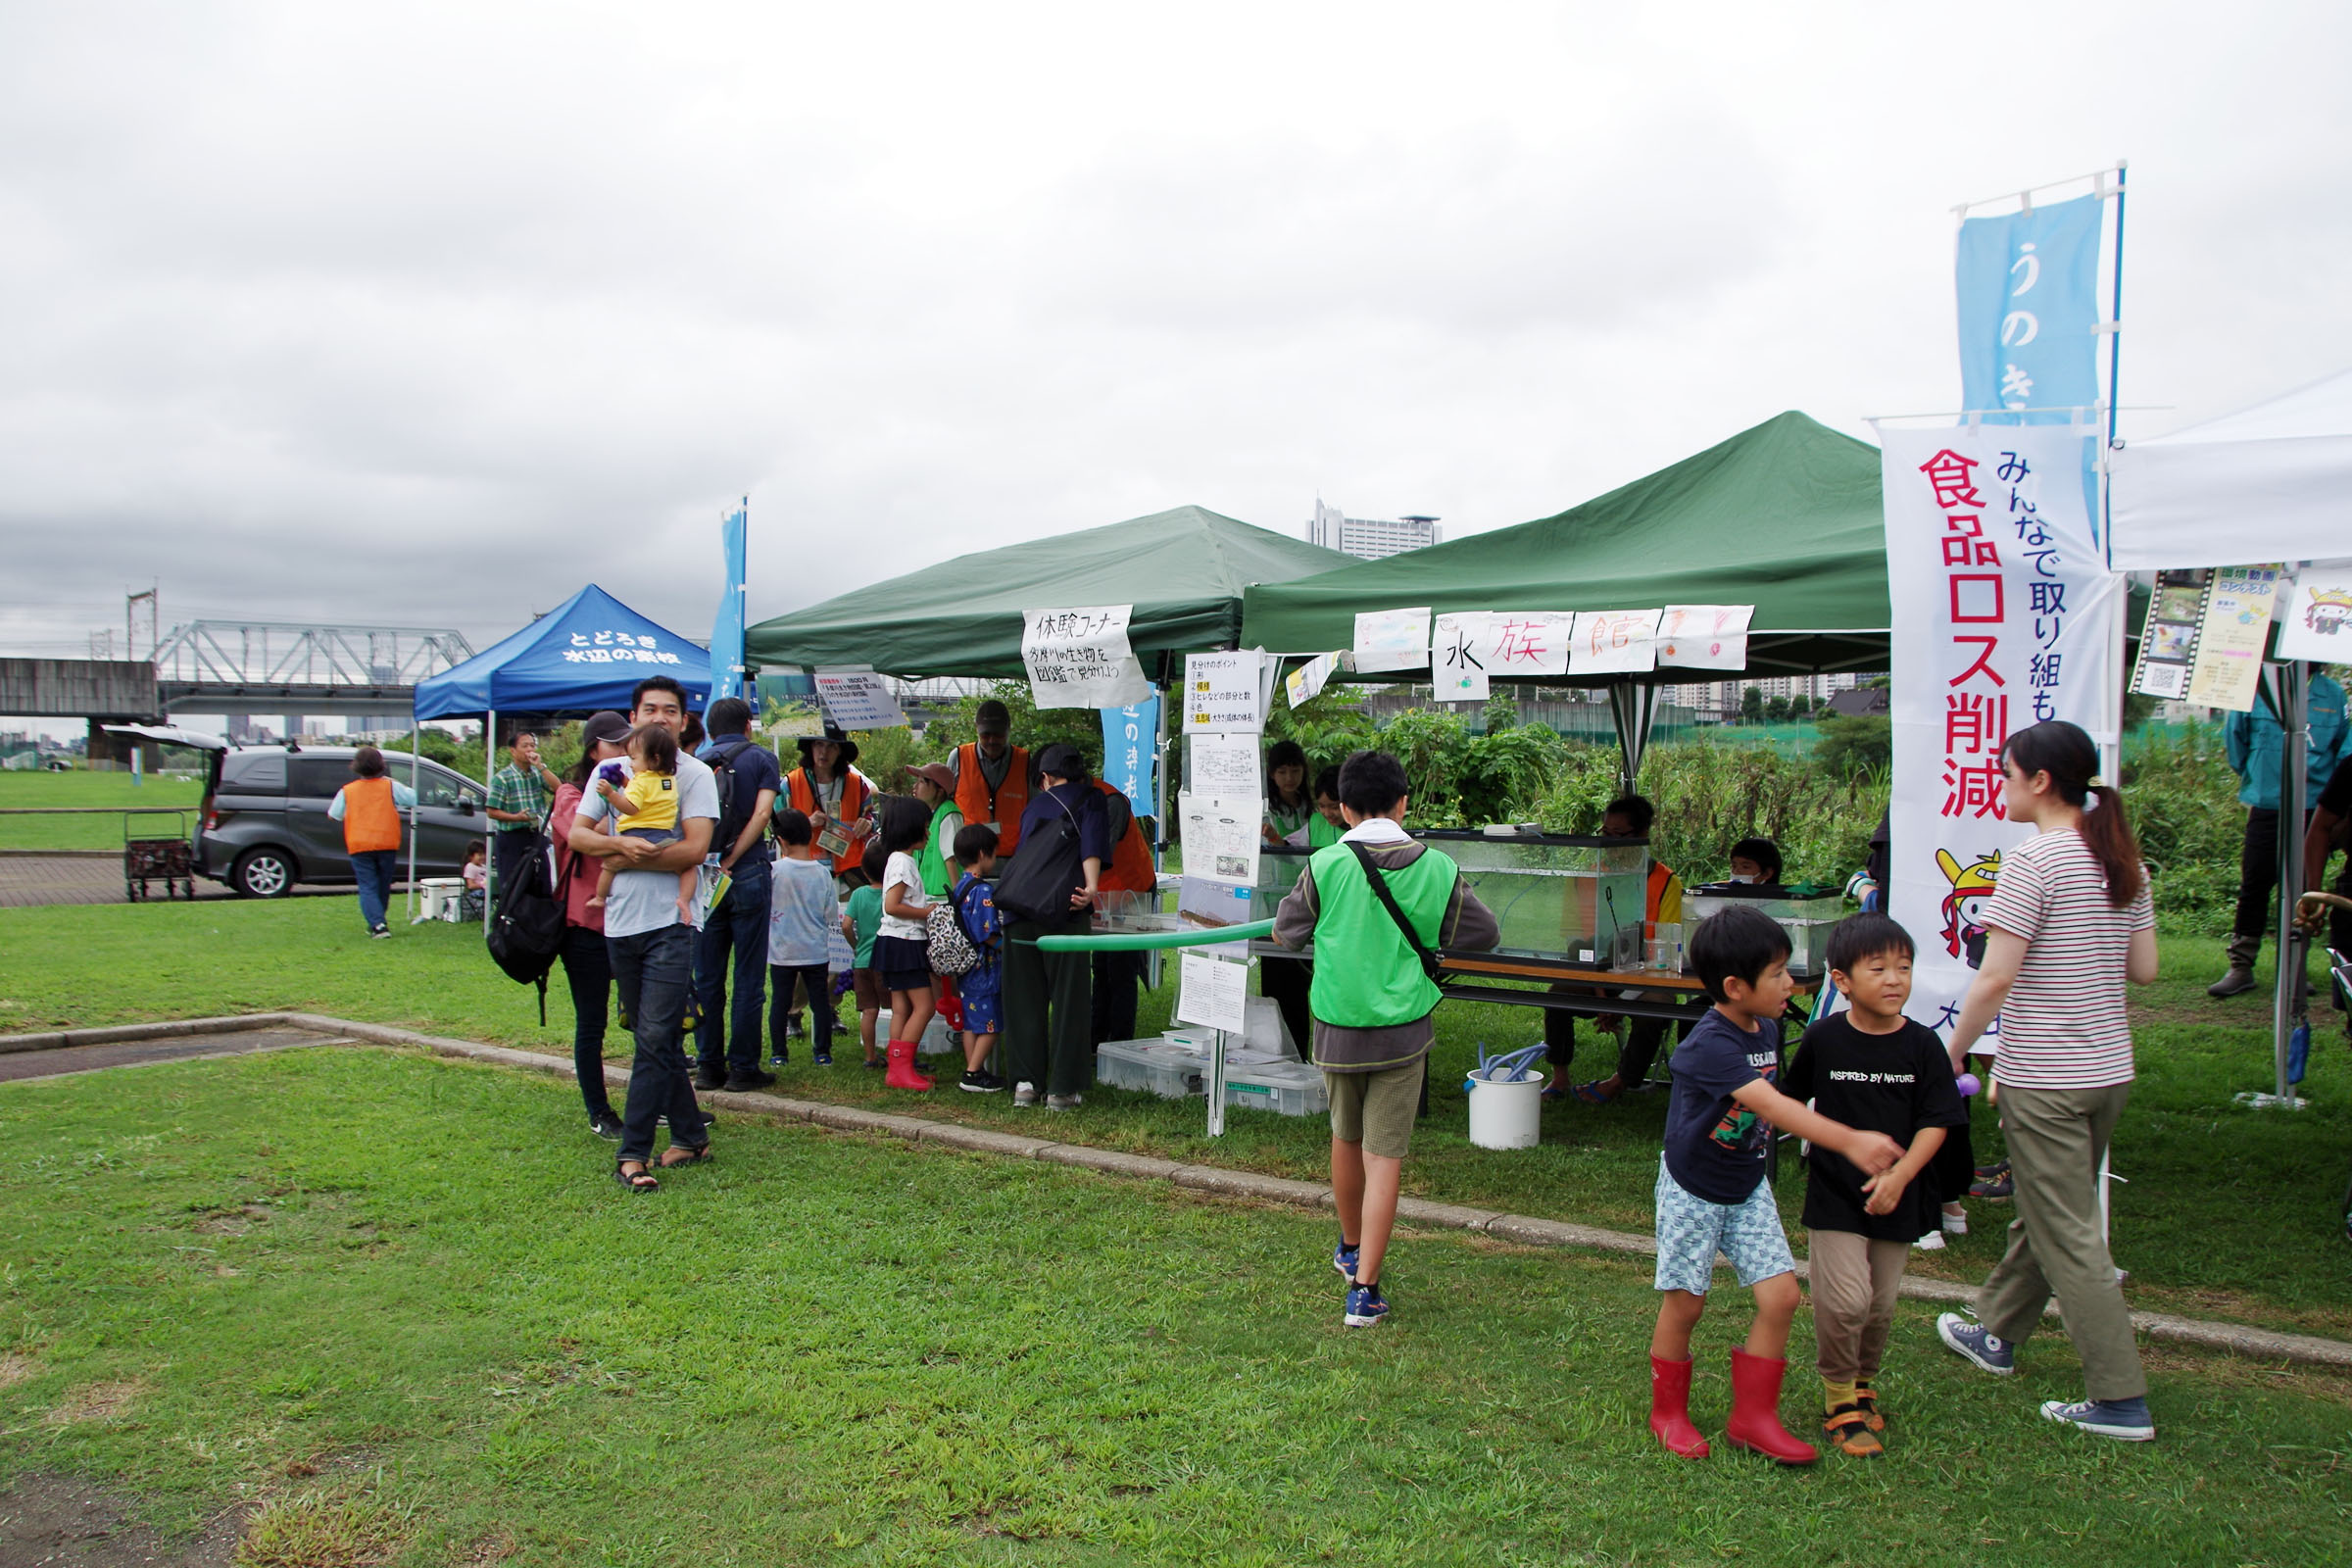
[710,503,748,701]
[1956,193,2103,421]
[1883,423,2124,1035]
[1099,694,1161,820]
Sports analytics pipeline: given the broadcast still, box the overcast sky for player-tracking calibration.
[4,1,2347,681]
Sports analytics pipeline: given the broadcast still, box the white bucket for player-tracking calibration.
[1465,1067,1544,1151]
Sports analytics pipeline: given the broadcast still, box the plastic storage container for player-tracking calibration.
[1680,890,1846,977]
[1096,1038,1206,1099]
[1223,1058,1329,1118]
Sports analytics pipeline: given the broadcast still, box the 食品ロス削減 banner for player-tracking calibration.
[1956,192,2103,421]
[1882,423,2123,1036]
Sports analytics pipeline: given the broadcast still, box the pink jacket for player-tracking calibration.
[549,782,604,934]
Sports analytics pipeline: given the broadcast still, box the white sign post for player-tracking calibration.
[1022,605,1152,710]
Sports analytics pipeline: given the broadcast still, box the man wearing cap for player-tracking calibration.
[951,701,1031,858]
[691,695,783,1094]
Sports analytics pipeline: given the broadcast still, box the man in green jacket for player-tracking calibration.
[1273,750,1499,1328]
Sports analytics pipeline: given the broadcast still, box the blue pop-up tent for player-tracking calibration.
[411,584,711,923]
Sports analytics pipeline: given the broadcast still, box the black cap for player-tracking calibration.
[581,710,631,749]
[1034,742,1087,779]
[975,700,1010,734]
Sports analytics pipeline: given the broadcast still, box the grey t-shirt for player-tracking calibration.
[576,750,719,939]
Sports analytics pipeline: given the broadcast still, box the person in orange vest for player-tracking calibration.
[1544,793,1688,1102]
[327,745,416,939]
[783,727,875,878]
[950,700,1030,857]
[1087,775,1157,1046]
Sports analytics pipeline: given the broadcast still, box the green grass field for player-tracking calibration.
[3,896,2348,1340]
[0,766,207,850]
[4,1047,2348,1566]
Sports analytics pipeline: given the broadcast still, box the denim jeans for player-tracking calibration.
[693,856,771,1076]
[609,922,710,1163]
[770,964,834,1058]
[350,849,398,930]
[559,922,619,1122]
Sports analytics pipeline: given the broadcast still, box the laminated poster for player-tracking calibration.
[1352,607,1432,673]
[1655,605,1754,670]
[1567,609,1662,676]
[765,701,826,740]
[1021,605,1152,710]
[1186,731,1262,801]
[2186,565,2283,712]
[810,667,906,731]
[2127,567,2210,703]
[1285,651,1342,709]
[1179,792,1261,888]
[1176,875,1256,958]
[2274,560,2352,663]
[1184,650,1266,734]
[1177,951,1251,1036]
[1431,612,1492,703]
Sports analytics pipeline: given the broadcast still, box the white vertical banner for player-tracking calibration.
[1882,423,2123,1034]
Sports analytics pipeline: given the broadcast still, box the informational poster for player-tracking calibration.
[1656,605,1754,670]
[1882,424,2122,1035]
[1431,612,1492,702]
[1184,650,1266,733]
[1285,651,1342,709]
[2185,565,2284,712]
[1567,609,1662,675]
[2128,568,2209,702]
[2276,560,2352,662]
[1177,875,1257,957]
[1177,951,1250,1035]
[810,667,906,731]
[1021,604,1151,710]
[1352,607,1432,673]
[1179,793,1260,886]
[1185,731,1262,800]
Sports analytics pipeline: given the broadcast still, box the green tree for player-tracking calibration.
[1812,713,1890,782]
[1739,685,1764,721]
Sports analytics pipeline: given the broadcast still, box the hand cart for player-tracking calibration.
[123,809,196,902]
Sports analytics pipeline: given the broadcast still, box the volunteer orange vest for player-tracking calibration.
[1646,861,1675,919]
[1092,780,1155,893]
[787,766,873,874]
[341,776,402,854]
[954,743,1030,855]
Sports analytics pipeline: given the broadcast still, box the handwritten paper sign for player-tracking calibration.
[1180,793,1261,887]
[1285,651,1343,709]
[1022,604,1151,710]
[810,667,906,731]
[1177,951,1251,1035]
[1485,612,1572,676]
[1431,612,1492,702]
[1655,605,1754,671]
[2274,560,2352,663]
[1352,607,1432,673]
[1567,609,1662,676]
[1184,650,1267,734]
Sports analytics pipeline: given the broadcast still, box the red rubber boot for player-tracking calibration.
[884,1039,934,1092]
[1724,1348,1817,1465]
[1647,1355,1710,1458]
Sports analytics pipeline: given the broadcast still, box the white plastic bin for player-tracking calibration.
[1097,1038,1205,1099]
[1223,1058,1328,1118]
[1465,1066,1544,1151]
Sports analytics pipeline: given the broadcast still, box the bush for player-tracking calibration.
[1812,713,1890,783]
[2122,722,2244,929]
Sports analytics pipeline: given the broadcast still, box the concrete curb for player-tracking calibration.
[10,1011,2352,1372]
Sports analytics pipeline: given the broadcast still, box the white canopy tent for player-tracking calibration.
[2110,368,2352,1104]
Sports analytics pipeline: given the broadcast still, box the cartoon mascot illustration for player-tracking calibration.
[2302,586,2352,639]
[1936,848,2001,968]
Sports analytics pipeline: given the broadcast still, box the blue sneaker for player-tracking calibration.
[2040,1396,2154,1442]
[1936,1313,2015,1375]
[1333,1242,1359,1280]
[1344,1281,1389,1328]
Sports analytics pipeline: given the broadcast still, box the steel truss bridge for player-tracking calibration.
[150,620,475,717]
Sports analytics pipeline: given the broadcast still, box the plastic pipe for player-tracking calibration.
[1033,918,1277,954]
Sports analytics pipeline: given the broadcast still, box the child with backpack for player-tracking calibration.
[947,823,1006,1094]
[872,795,938,1092]
[768,808,839,1066]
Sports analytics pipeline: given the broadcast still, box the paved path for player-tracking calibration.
[0,855,352,909]
[0,1026,347,1082]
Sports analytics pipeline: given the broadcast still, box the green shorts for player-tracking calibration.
[1325,1057,1426,1159]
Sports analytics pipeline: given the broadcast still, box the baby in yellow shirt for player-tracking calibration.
[588,724,696,918]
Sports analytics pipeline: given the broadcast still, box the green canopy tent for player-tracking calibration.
[745,505,1351,681]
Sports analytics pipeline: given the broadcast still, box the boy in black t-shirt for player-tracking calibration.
[1784,913,1969,1457]
[1646,906,1905,1466]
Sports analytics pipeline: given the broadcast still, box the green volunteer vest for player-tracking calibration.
[917,798,958,897]
[1306,813,1341,851]
[1305,841,1456,1028]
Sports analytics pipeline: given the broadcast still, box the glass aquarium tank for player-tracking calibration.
[1680,889,1848,977]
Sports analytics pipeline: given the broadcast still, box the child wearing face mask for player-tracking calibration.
[1724,837,1785,891]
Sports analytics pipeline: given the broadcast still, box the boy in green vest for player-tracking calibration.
[1273,750,1499,1327]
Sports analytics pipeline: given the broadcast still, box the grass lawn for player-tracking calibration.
[4,1046,2349,1567]
[0,767,207,850]
[3,897,2349,1342]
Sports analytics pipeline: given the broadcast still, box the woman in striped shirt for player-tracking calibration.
[1933,720,2161,1444]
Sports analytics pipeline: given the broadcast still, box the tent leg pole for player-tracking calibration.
[408,728,420,923]
[484,708,496,935]
[2274,664,2306,1103]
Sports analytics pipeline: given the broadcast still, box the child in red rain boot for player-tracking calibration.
[871,797,939,1092]
[1645,906,1905,1465]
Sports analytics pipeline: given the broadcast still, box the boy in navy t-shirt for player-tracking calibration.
[1646,906,1905,1466]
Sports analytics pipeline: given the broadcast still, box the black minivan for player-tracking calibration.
[196,746,492,898]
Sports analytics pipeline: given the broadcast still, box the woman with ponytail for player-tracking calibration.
[1932,720,2160,1442]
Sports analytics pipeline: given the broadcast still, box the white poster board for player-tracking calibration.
[1568,609,1662,675]
[2276,560,2352,662]
[1179,793,1261,887]
[1655,605,1754,670]
[1177,951,1250,1035]
[1021,605,1151,710]
[1184,651,1267,734]
[810,667,906,730]
[1186,731,1262,800]
[1352,608,1432,673]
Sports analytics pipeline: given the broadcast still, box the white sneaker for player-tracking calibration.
[1941,1208,1969,1236]
[1047,1093,1084,1110]
[1914,1230,1947,1250]
[1011,1082,1038,1107]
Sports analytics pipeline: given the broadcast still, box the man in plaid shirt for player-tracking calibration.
[487,729,560,895]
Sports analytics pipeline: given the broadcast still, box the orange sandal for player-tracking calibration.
[1824,1404,1883,1458]
[1853,1381,1886,1432]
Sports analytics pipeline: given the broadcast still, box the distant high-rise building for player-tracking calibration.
[1308,499,1442,561]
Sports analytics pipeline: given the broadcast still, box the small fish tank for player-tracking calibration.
[1250,830,1651,967]
[1681,887,1847,978]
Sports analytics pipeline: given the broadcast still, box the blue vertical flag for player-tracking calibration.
[1100,694,1160,817]
[710,500,748,702]
[1956,192,2103,422]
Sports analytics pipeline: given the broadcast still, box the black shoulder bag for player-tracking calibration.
[1345,840,1444,983]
